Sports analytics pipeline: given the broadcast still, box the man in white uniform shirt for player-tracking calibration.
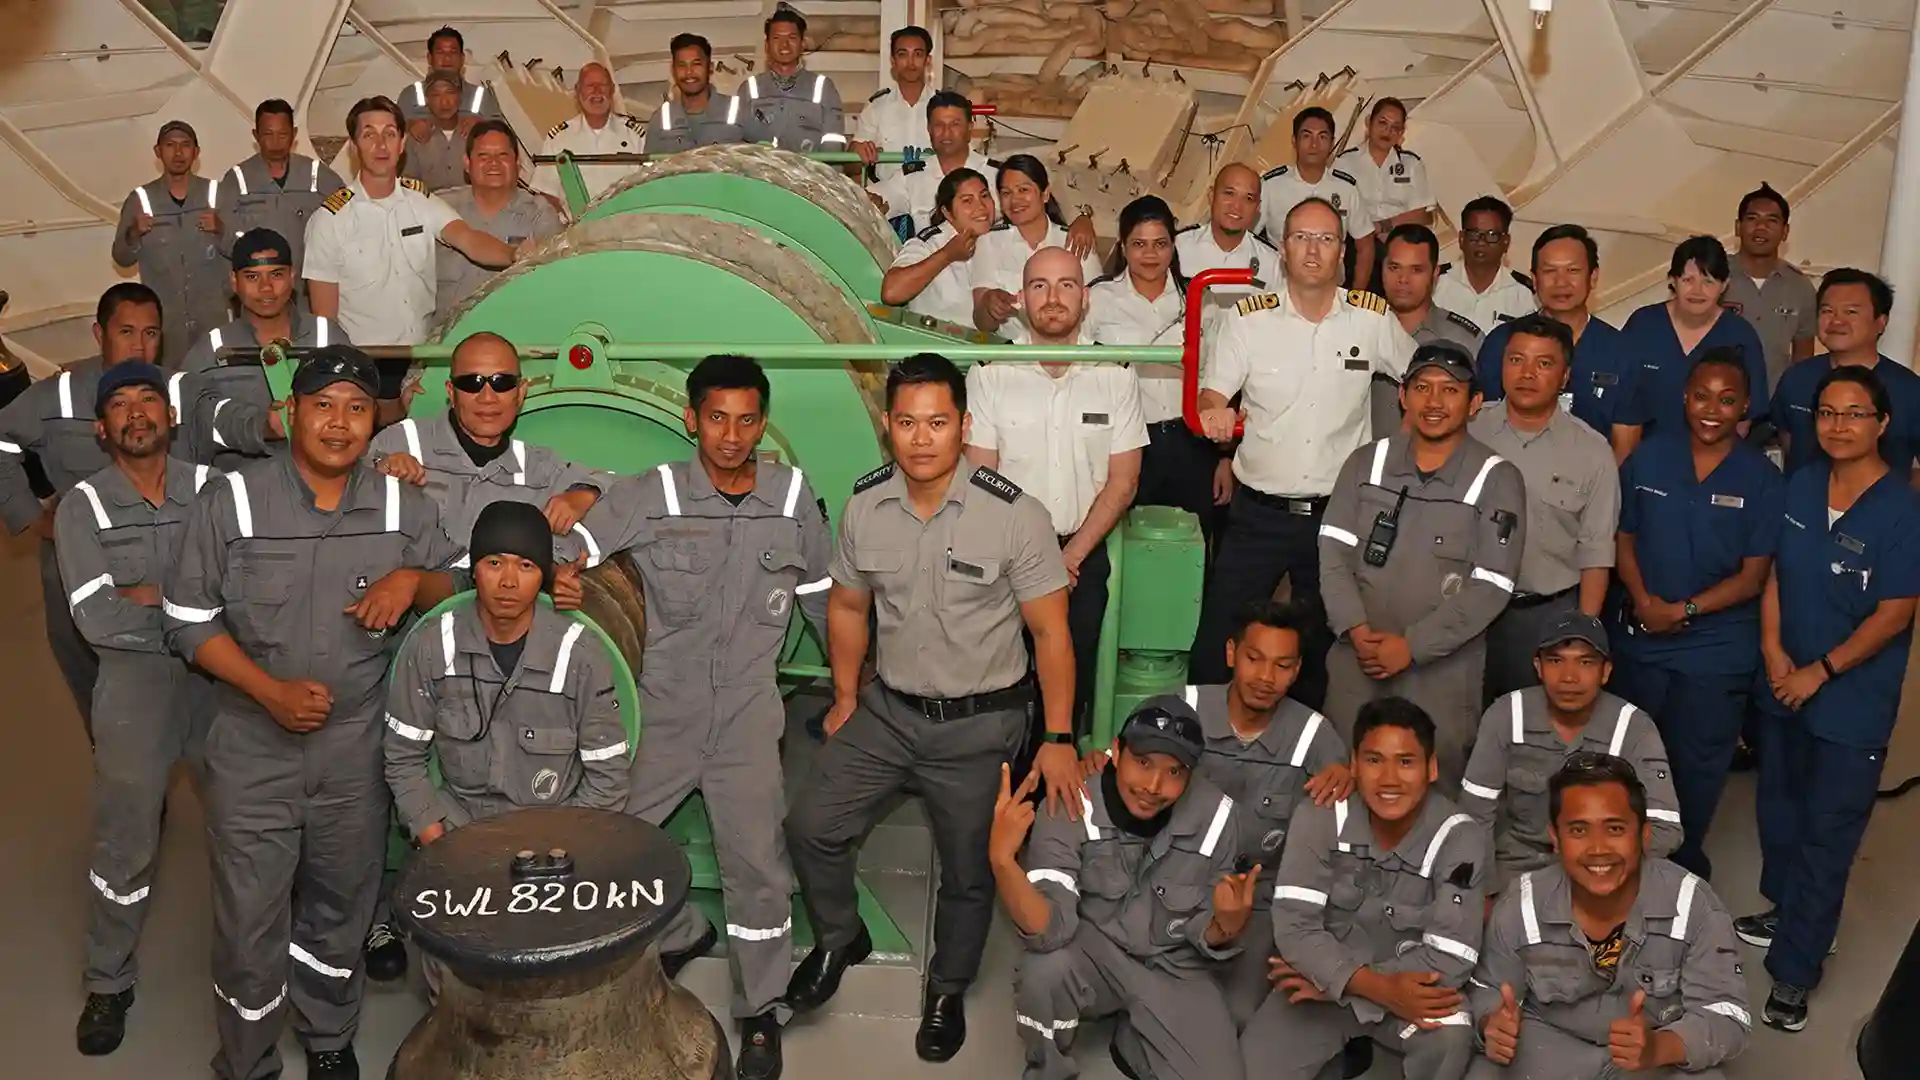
[1258,107,1377,290]
[865,91,997,237]
[851,27,936,184]
[1188,196,1416,712]
[881,167,996,327]
[966,247,1147,734]
[305,96,527,347]
[1176,164,1276,322]
[535,62,649,207]
[1431,196,1536,333]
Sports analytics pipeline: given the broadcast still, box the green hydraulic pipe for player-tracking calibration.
[1089,525,1124,752]
[534,149,913,216]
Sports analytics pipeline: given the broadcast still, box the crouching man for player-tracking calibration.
[996,695,1256,1080]
[1467,754,1750,1079]
[1242,697,1485,1080]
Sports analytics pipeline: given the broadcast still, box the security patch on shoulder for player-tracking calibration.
[902,160,926,175]
[1446,310,1484,336]
[970,466,1022,503]
[1262,165,1289,180]
[869,87,892,102]
[915,223,943,241]
[1330,168,1358,186]
[545,119,570,139]
[1236,293,1281,316]
[853,462,896,494]
[321,188,354,214]
[399,177,427,193]
[1346,289,1388,315]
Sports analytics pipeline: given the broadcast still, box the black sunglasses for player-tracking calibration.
[450,372,522,394]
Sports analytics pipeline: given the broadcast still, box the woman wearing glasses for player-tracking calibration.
[1739,365,1920,1034]
[1617,235,1771,439]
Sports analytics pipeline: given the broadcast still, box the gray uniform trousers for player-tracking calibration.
[626,679,794,1019]
[786,683,1028,994]
[39,538,99,734]
[1016,923,1242,1080]
[1461,1022,1724,1080]
[1216,917,1278,1028]
[204,707,389,1080]
[1241,993,1475,1080]
[1326,642,1486,796]
[1482,591,1578,705]
[84,650,210,992]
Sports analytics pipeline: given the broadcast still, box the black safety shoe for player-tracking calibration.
[914,991,966,1062]
[1734,907,1778,949]
[1729,740,1758,773]
[364,922,407,982]
[783,925,872,1013]
[75,988,134,1056]
[1764,983,1809,1032]
[1340,1035,1374,1078]
[307,1046,360,1080]
[662,924,719,980]
[737,1013,783,1080]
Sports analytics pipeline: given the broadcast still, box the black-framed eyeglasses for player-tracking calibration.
[1462,229,1508,243]
[1122,707,1204,747]
[450,372,522,394]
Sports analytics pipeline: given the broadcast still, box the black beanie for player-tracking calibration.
[469,501,554,586]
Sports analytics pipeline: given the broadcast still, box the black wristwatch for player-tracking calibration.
[1683,599,1700,619]
[1040,731,1075,746]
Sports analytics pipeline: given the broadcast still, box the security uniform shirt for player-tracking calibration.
[1774,355,1920,475]
[1467,403,1619,597]
[974,220,1104,297]
[738,69,847,151]
[57,457,219,654]
[1335,145,1432,231]
[538,112,652,202]
[0,359,120,531]
[640,97,744,155]
[1254,164,1375,246]
[433,186,563,318]
[303,176,462,345]
[1472,862,1751,1075]
[213,153,347,277]
[1722,261,1818,390]
[1459,688,1683,883]
[370,412,608,569]
[1475,314,1644,436]
[400,127,468,194]
[384,599,629,835]
[854,85,931,182]
[965,361,1150,536]
[890,223,981,327]
[832,463,1069,698]
[1618,303,1771,436]
[1088,275,1186,424]
[179,313,344,471]
[111,177,232,368]
[1764,463,1920,748]
[1391,305,1485,439]
[397,76,506,126]
[1204,288,1416,499]
[1186,684,1346,894]
[1431,264,1535,336]
[868,150,997,236]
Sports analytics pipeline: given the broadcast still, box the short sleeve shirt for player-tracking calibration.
[1335,145,1432,227]
[1476,315,1645,435]
[535,112,650,201]
[965,361,1150,535]
[1087,275,1186,424]
[1254,164,1375,244]
[973,220,1103,295]
[868,151,997,235]
[1432,263,1536,335]
[1722,263,1818,390]
[854,86,933,182]
[1467,403,1621,595]
[303,177,461,346]
[890,223,980,327]
[1619,303,1772,436]
[1773,355,1920,476]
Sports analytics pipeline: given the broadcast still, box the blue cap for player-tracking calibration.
[95,362,169,417]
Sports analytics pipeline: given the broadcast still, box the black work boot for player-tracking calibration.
[364,922,407,982]
[737,1013,783,1080]
[783,925,872,1013]
[75,988,134,1056]
[306,1045,360,1080]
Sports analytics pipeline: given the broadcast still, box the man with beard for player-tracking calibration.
[1458,612,1682,892]
[564,354,830,1080]
[1381,223,1484,435]
[401,71,473,195]
[1318,343,1526,791]
[639,39,745,155]
[737,7,848,152]
[433,122,563,319]
[396,26,507,143]
[881,167,996,327]
[1721,183,1817,391]
[0,284,167,737]
[539,62,652,204]
[1241,697,1484,1080]
[866,90,996,237]
[163,346,461,1080]
[59,361,218,1056]
[1468,754,1751,1078]
[999,696,1257,1080]
[111,120,230,368]
[214,100,346,286]
[1432,197,1536,336]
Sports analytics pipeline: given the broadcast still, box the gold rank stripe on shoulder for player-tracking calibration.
[399,177,426,192]
[321,187,354,213]
[622,114,644,132]
[1235,292,1281,316]
[545,119,570,139]
[1345,289,1388,315]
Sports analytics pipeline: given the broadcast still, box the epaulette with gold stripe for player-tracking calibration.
[1345,289,1388,315]
[622,114,644,132]
[545,119,570,140]
[1235,292,1280,316]
[320,187,354,213]
[398,177,427,193]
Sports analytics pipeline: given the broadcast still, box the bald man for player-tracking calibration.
[965,246,1147,735]
[534,62,647,209]
[1177,164,1277,321]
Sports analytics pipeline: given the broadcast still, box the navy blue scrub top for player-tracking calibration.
[1763,463,1920,747]
[1475,315,1645,435]
[1614,431,1784,676]
[1772,355,1920,475]
[1619,303,1771,437]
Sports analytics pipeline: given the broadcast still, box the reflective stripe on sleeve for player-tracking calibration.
[549,622,586,693]
[162,598,222,622]
[820,133,847,145]
[0,439,20,455]
[385,714,433,742]
[1646,808,1681,823]
[1027,869,1077,894]
[573,522,603,568]
[1703,1001,1752,1027]
[1463,454,1504,506]
[1460,777,1502,800]
[68,573,114,611]
[1198,794,1234,857]
[1273,885,1328,906]
[1400,1012,1471,1039]
[1470,567,1515,593]
[1420,813,1473,878]
[580,740,628,763]
[795,576,832,595]
[72,480,110,530]
[1421,933,1479,965]
[1318,524,1360,547]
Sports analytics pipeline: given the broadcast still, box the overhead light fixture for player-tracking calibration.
[1531,0,1552,28]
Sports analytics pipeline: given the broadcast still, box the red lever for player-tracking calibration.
[971,104,998,116]
[1181,267,1258,440]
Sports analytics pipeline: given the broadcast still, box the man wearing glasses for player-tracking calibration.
[1432,197,1537,336]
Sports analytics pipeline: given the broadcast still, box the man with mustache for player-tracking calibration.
[639,38,744,157]
[212,99,346,291]
[1722,183,1817,391]
[537,62,652,206]
[1467,754,1751,1078]
[59,361,218,1056]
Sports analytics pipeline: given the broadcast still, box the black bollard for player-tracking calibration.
[1857,914,1920,1080]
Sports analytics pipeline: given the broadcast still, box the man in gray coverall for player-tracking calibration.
[1318,342,1527,792]
[60,361,217,1057]
[1468,754,1751,1078]
[110,120,231,369]
[163,345,460,1080]
[998,696,1257,1080]
[212,99,347,286]
[402,71,474,194]
[564,353,830,1080]
[738,7,848,152]
[0,283,167,738]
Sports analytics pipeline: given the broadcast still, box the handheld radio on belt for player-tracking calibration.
[1364,487,1410,567]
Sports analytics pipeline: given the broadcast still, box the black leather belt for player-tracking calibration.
[1510,585,1577,610]
[885,679,1033,723]
[1148,418,1190,433]
[1242,488,1329,516]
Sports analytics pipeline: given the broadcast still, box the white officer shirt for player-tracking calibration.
[1254,164,1374,244]
[854,85,933,182]
[534,112,648,204]
[1088,275,1185,424]
[965,360,1149,536]
[1176,223,1275,366]
[973,220,1103,295]
[889,223,979,327]
[867,151,998,235]
[1335,145,1432,229]
[1431,262,1537,334]
[303,177,461,346]
[1204,288,1416,497]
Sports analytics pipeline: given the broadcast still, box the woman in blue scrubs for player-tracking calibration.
[1611,347,1783,880]
[1620,235,1772,439]
[1740,365,1920,1033]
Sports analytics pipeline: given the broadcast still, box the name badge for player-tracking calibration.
[401,225,425,237]
[1392,175,1411,183]
[1591,371,1619,387]
[1081,412,1109,424]
[1344,357,1370,372]
[507,234,527,243]
[1710,494,1745,509]
[1837,533,1867,555]
[948,556,985,579]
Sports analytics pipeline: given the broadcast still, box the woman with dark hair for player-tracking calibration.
[1619,235,1771,439]
[1087,196,1225,540]
[1739,364,1920,1035]
[971,155,1102,335]
[880,166,996,327]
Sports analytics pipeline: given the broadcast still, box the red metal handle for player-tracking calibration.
[1182,267,1257,440]
[971,104,998,116]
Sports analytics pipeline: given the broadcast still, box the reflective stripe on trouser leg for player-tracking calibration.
[1386,1012,1476,1080]
[83,653,194,992]
[1013,941,1102,1080]
[39,539,99,735]
[702,686,797,1018]
[620,695,711,958]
